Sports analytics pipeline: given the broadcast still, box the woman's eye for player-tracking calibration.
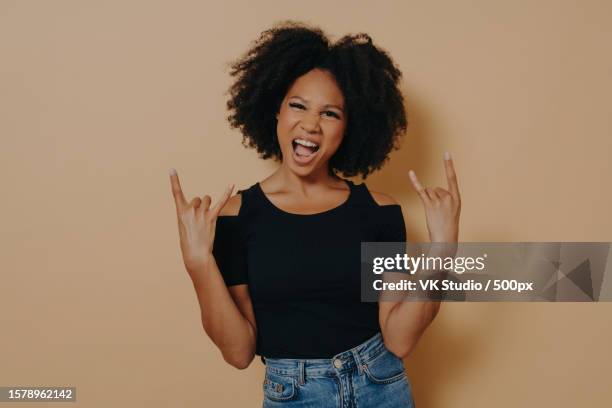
[289,102,305,110]
[323,111,340,119]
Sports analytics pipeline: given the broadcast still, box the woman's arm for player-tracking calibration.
[193,194,257,369]
[191,256,257,369]
[379,299,440,359]
[169,171,256,369]
[369,191,441,358]
[374,154,461,358]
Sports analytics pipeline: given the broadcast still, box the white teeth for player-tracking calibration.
[294,138,319,148]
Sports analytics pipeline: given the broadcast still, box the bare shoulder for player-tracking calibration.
[219,193,242,216]
[367,188,398,206]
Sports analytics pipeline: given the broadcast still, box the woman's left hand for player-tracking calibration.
[408,153,461,242]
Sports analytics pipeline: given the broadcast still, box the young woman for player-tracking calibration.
[170,22,461,407]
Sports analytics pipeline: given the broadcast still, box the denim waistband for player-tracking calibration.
[262,332,387,379]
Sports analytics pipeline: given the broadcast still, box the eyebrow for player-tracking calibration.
[289,96,344,112]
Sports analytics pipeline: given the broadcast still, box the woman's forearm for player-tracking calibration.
[190,256,256,369]
[381,301,440,358]
[380,244,451,358]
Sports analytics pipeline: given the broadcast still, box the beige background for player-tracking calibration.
[1,1,611,407]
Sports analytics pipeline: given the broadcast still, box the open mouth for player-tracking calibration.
[292,138,320,158]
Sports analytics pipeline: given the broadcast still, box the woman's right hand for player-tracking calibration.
[169,168,234,281]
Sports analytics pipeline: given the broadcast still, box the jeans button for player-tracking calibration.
[333,358,342,369]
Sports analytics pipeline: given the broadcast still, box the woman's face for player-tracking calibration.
[276,68,347,178]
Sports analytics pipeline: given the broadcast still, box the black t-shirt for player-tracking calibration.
[212,179,406,359]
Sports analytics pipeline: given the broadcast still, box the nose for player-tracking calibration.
[300,112,321,134]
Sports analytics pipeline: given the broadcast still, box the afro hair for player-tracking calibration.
[226,21,407,178]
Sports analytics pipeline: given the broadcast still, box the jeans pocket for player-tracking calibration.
[363,349,407,385]
[263,371,298,402]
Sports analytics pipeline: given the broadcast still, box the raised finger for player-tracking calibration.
[408,170,431,206]
[443,153,460,201]
[210,184,235,217]
[169,168,187,210]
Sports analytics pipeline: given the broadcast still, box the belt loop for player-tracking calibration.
[298,361,306,385]
[351,349,365,375]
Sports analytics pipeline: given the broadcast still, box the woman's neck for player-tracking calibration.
[265,163,343,196]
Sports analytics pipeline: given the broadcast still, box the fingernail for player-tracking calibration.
[169,168,177,176]
[408,170,415,178]
[444,152,451,160]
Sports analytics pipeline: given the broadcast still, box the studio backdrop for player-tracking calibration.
[1,1,611,407]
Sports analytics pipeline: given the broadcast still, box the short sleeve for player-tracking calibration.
[213,216,248,286]
[377,205,407,242]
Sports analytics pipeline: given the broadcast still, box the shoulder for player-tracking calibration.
[368,190,398,206]
[219,193,242,216]
[353,183,405,240]
[355,182,398,206]
[218,182,262,216]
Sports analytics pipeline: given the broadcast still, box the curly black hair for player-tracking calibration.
[226,21,407,178]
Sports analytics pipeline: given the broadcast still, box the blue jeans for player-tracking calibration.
[262,332,415,407]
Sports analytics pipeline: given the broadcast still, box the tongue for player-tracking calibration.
[295,144,314,156]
